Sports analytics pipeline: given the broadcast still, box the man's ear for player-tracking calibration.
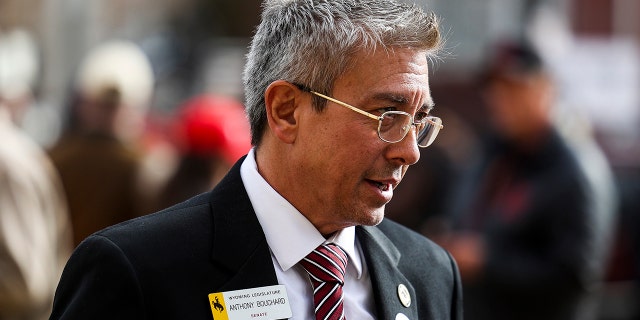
[264,80,303,144]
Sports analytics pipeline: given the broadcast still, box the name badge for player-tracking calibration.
[208,285,292,320]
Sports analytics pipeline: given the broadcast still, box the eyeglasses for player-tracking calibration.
[304,89,443,148]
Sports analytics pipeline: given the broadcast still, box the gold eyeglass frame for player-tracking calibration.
[306,89,444,148]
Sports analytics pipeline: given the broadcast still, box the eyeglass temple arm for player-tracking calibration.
[309,91,381,121]
[315,90,443,130]
[296,81,443,130]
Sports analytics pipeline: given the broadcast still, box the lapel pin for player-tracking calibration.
[397,284,411,308]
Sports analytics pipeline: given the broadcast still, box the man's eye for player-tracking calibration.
[414,111,429,122]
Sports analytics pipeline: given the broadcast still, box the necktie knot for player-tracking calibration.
[301,243,348,284]
[300,243,348,320]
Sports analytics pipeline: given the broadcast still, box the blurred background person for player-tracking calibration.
[153,93,251,210]
[48,40,156,246]
[0,28,72,320]
[441,40,617,320]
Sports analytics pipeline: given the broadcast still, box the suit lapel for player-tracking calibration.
[357,225,419,320]
[208,160,279,291]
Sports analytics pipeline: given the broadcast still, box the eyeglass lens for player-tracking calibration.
[379,112,441,147]
[417,117,442,147]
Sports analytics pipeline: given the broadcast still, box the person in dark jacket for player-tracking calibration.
[50,1,462,319]
[444,40,615,320]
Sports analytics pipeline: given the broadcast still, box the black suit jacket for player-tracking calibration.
[50,160,462,320]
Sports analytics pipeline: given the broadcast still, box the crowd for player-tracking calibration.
[0,29,251,319]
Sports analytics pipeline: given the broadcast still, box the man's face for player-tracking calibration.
[290,47,432,235]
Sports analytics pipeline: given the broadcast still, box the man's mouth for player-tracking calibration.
[368,179,391,192]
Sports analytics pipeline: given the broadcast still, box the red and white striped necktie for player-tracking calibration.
[300,243,348,320]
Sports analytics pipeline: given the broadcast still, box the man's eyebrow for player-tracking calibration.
[372,92,408,104]
[372,92,435,111]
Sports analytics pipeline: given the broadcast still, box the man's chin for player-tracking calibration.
[362,207,385,226]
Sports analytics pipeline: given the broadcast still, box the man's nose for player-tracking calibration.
[387,127,420,166]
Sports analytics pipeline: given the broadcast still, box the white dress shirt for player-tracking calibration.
[240,148,376,319]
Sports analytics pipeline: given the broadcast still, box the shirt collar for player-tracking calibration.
[240,148,363,278]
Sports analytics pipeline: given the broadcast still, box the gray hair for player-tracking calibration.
[243,0,442,146]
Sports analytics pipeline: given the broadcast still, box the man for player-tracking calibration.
[444,41,615,320]
[48,40,155,246]
[0,28,72,320]
[50,1,462,319]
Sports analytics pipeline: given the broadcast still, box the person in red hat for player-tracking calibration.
[155,94,251,209]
